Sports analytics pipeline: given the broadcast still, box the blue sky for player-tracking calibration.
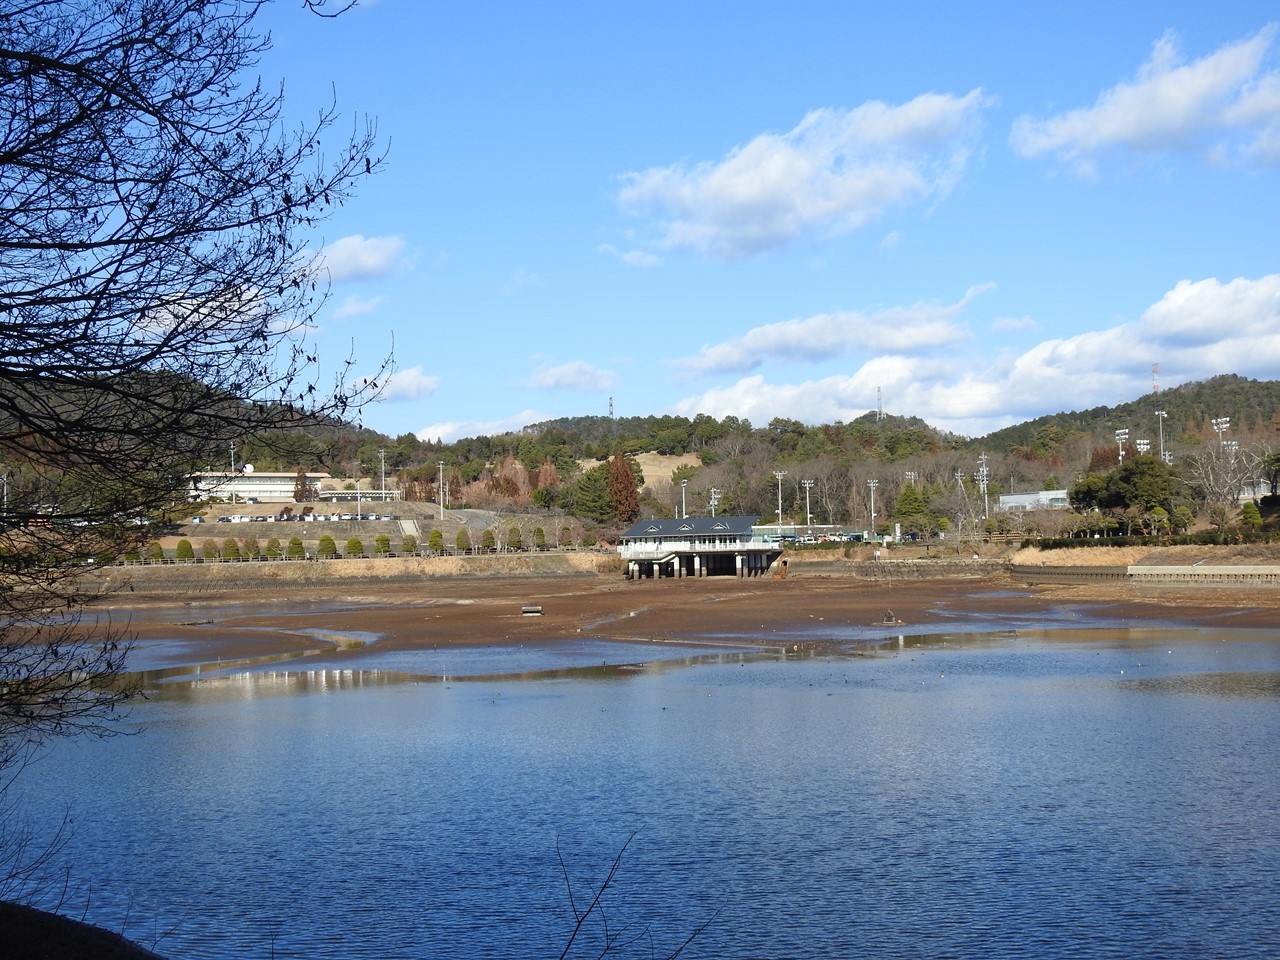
[261,1,1280,442]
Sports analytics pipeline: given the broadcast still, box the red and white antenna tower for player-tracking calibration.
[1152,362,1160,394]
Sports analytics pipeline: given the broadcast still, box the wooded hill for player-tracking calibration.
[235,374,1279,529]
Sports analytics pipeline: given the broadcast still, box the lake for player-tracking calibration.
[14,617,1280,959]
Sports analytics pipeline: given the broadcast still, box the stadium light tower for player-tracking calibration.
[801,479,814,526]
[1212,417,1230,449]
[867,478,878,536]
[773,471,787,528]
[1155,411,1168,464]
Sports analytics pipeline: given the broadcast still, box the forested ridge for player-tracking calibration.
[230,374,1280,532]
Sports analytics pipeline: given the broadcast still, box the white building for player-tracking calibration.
[995,490,1070,513]
[188,471,331,503]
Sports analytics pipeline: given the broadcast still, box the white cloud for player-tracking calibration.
[380,366,440,402]
[988,315,1037,333]
[598,244,664,268]
[672,284,991,375]
[415,409,546,444]
[319,234,406,281]
[618,90,992,259]
[668,273,1280,437]
[1011,25,1280,171]
[528,360,618,391]
[502,268,544,294]
[333,294,386,319]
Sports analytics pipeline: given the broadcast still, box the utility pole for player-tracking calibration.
[1115,428,1129,464]
[867,478,878,537]
[709,488,721,517]
[976,454,990,519]
[437,461,444,522]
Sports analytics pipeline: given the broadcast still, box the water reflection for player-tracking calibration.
[130,626,1280,704]
[20,622,1280,960]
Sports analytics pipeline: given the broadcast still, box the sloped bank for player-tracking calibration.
[80,552,623,597]
[782,554,1007,580]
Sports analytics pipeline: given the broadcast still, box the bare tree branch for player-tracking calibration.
[0,0,387,782]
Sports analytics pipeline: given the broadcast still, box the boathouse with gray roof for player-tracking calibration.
[617,515,782,578]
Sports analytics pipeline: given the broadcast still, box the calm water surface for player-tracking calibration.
[17,621,1280,959]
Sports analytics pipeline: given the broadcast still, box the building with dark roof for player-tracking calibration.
[617,515,782,578]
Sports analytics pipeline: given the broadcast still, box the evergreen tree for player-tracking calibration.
[1241,500,1263,530]
[568,463,613,524]
[608,452,640,525]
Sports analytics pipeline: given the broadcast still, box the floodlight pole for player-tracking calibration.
[437,461,444,521]
[681,479,688,519]
[1212,417,1230,450]
[1156,410,1168,464]
[773,471,787,529]
[1114,428,1129,464]
[801,479,814,526]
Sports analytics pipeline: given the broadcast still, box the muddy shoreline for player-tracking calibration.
[95,571,1280,670]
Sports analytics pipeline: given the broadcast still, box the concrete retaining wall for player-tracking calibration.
[1012,564,1280,587]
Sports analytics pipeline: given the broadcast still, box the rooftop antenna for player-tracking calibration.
[1152,362,1160,394]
